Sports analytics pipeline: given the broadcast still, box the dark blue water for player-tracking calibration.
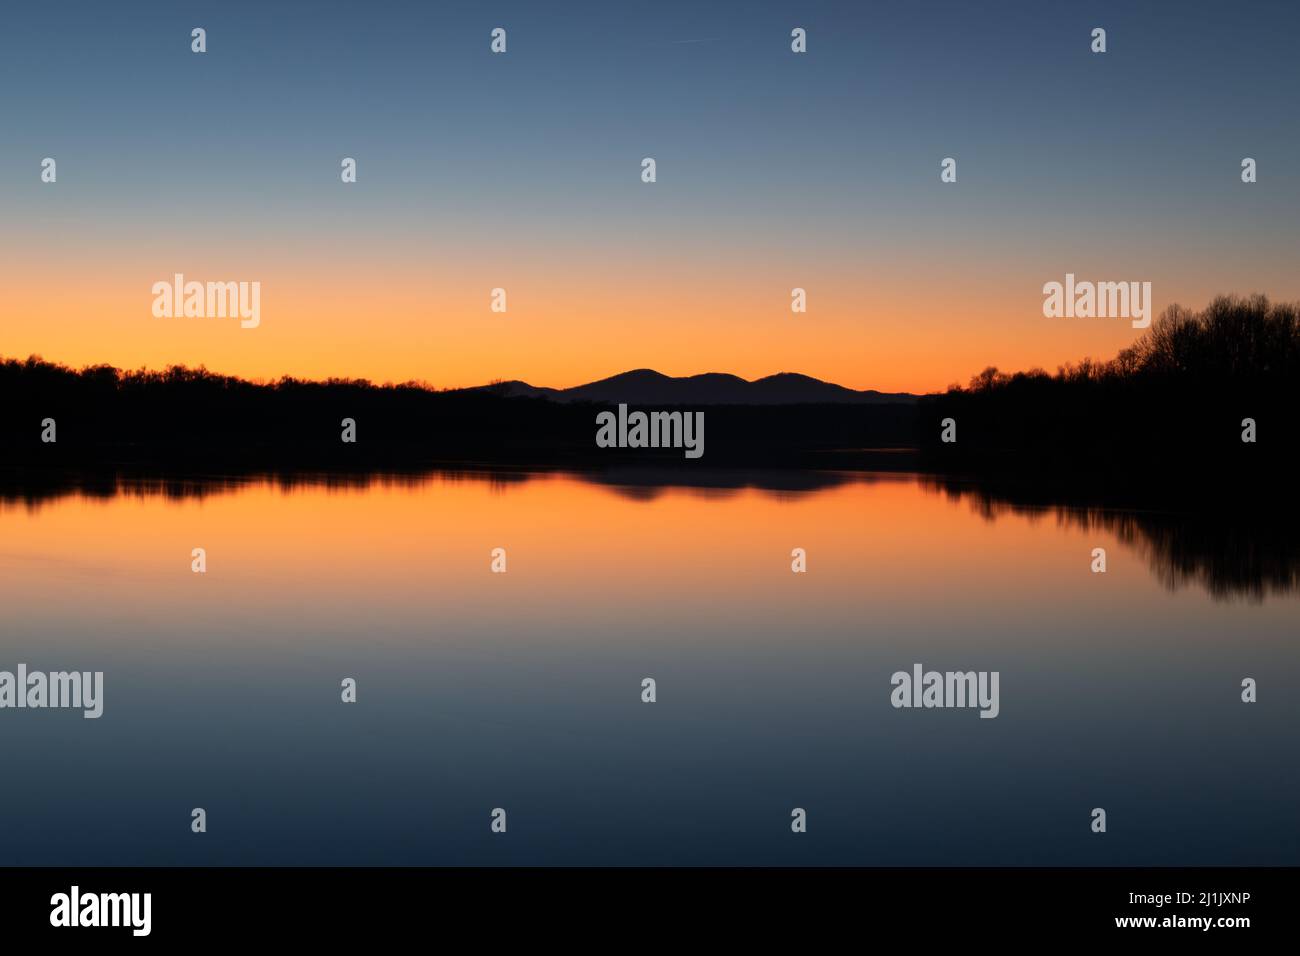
[1,470,1296,865]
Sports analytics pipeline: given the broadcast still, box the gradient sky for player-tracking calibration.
[2,0,1297,393]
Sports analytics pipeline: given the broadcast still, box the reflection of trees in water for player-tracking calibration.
[921,476,1300,603]
[7,466,1293,603]
[0,468,535,511]
[0,465,870,511]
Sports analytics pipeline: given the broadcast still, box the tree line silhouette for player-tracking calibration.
[920,294,1298,490]
[2,294,1295,483]
[0,357,915,468]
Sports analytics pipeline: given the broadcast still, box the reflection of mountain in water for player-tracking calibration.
[920,475,1300,604]
[3,465,1296,603]
[0,465,871,510]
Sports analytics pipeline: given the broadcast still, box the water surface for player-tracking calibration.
[1,469,1296,865]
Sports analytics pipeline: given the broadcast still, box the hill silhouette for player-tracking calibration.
[468,369,916,405]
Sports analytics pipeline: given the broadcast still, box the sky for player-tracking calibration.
[1,0,1297,393]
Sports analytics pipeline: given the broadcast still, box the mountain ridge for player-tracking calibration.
[463,368,918,405]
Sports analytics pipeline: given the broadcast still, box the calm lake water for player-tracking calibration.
[1,468,1296,865]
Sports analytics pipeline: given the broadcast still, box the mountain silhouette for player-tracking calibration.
[467,369,917,405]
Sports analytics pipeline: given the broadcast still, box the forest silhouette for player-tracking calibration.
[923,294,1298,489]
[2,294,1295,485]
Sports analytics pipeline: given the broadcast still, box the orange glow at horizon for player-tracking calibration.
[0,473,1163,635]
[0,253,1275,395]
